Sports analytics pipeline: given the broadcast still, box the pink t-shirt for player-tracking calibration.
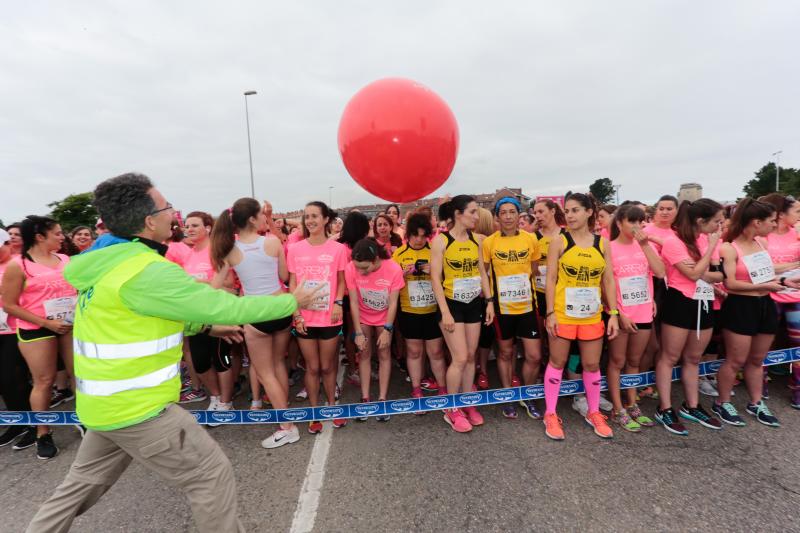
[344,259,405,326]
[13,253,77,330]
[610,240,655,323]
[182,245,215,282]
[767,229,800,303]
[643,224,675,254]
[166,241,191,266]
[287,239,348,327]
[661,235,719,299]
[0,260,16,335]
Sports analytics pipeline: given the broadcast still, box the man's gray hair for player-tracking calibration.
[93,173,156,237]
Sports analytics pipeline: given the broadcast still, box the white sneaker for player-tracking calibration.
[572,395,589,417]
[699,378,719,397]
[599,393,613,412]
[295,388,308,400]
[250,400,263,410]
[207,395,220,411]
[261,426,300,449]
[208,401,232,427]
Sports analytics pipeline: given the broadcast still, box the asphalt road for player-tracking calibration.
[3,367,800,533]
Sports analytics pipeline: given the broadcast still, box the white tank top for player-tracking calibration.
[233,236,281,295]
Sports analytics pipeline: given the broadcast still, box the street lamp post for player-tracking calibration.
[244,90,257,197]
[773,150,783,192]
[613,184,622,205]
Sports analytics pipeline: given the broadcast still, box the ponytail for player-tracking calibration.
[724,198,775,242]
[674,198,723,260]
[438,195,474,224]
[210,197,260,270]
[534,199,567,227]
[610,204,645,241]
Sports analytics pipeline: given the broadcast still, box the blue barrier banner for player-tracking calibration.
[2,348,798,425]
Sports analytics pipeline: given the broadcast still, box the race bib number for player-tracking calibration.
[692,279,715,301]
[0,309,10,333]
[452,276,481,304]
[497,274,531,304]
[360,288,389,311]
[408,280,435,309]
[535,265,547,290]
[565,287,600,318]
[618,275,651,306]
[742,251,775,285]
[43,296,77,324]
[304,280,330,311]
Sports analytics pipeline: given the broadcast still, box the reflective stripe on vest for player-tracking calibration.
[75,332,183,360]
[76,362,179,397]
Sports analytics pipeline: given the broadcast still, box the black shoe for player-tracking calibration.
[49,390,68,409]
[712,402,745,427]
[679,402,722,430]
[58,388,75,403]
[654,407,688,436]
[0,426,26,447]
[36,433,59,460]
[746,401,780,427]
[13,427,37,450]
[376,414,391,422]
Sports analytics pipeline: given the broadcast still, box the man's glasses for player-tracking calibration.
[149,203,174,216]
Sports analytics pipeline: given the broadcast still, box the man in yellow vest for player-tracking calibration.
[27,173,320,533]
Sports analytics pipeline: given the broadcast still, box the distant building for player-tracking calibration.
[678,183,703,203]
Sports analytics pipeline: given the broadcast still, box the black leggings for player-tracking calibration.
[0,334,32,411]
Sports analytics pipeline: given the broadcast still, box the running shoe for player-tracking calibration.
[332,418,347,428]
[626,404,655,427]
[346,371,360,386]
[746,401,780,427]
[420,377,439,392]
[543,413,565,440]
[207,400,231,428]
[612,409,641,433]
[376,414,391,422]
[0,426,26,447]
[654,407,688,436]
[511,375,521,388]
[699,378,719,397]
[599,393,613,412]
[49,389,69,409]
[501,404,518,419]
[712,402,745,427]
[636,386,659,401]
[36,433,58,460]
[678,402,722,430]
[519,399,543,420]
[179,388,207,404]
[463,406,484,426]
[791,389,800,410]
[412,388,426,416]
[295,388,308,401]
[443,409,472,433]
[12,427,36,450]
[585,411,614,438]
[308,421,323,434]
[476,373,489,390]
[572,395,589,417]
[288,369,303,387]
[261,426,300,449]
[356,398,370,422]
[250,400,263,410]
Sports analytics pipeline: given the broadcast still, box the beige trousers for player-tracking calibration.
[26,404,245,533]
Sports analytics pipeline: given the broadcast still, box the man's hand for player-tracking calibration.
[208,325,245,344]
[293,280,324,309]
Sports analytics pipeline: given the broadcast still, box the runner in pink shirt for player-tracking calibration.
[643,195,679,252]
[286,201,348,434]
[373,213,402,255]
[607,204,665,432]
[345,239,404,418]
[1,216,78,458]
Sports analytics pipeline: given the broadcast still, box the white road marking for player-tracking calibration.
[290,356,347,533]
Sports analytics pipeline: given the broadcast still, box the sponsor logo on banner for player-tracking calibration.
[706,360,724,373]
[192,411,206,424]
[318,407,345,419]
[423,396,450,409]
[522,385,545,399]
[559,381,580,395]
[67,412,81,424]
[353,404,381,416]
[0,413,25,424]
[620,375,643,388]
[491,389,515,402]
[32,412,61,424]
[767,350,789,365]
[793,348,800,361]
[388,400,415,412]
[456,393,482,405]
[245,411,273,423]
[281,409,311,421]
[210,411,237,423]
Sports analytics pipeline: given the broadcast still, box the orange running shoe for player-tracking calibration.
[585,411,614,439]
[543,413,564,440]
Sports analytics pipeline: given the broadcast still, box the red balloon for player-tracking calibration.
[338,78,459,203]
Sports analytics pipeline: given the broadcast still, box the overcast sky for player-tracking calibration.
[2,1,798,222]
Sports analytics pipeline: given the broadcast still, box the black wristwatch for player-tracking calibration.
[383,324,394,332]
[485,297,494,303]
[334,299,344,306]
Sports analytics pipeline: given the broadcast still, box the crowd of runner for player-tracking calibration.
[2,188,800,458]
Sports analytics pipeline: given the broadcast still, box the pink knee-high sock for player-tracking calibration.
[544,364,564,415]
[583,370,602,414]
